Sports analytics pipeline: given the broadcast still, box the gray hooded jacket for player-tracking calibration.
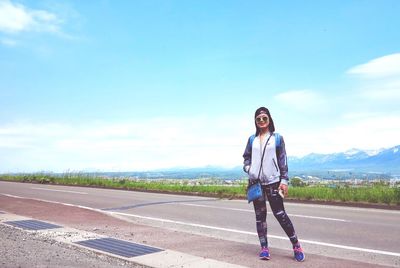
[242,132,289,185]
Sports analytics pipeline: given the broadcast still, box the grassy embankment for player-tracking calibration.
[1,173,399,206]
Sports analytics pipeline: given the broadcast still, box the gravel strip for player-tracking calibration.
[0,224,148,268]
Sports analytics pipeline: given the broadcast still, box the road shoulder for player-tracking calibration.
[0,194,391,268]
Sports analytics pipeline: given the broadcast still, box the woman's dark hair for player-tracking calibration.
[254,107,275,136]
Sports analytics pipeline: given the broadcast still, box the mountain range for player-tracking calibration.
[288,145,400,174]
[160,145,400,179]
[94,145,400,180]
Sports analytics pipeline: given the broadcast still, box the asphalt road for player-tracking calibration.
[1,181,399,267]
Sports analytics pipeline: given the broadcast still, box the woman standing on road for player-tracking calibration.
[242,107,305,262]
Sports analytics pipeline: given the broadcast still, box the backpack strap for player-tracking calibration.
[274,132,281,148]
[249,134,256,147]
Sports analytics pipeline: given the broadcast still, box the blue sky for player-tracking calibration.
[1,0,400,172]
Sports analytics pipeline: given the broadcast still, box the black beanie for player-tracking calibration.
[254,107,269,118]
[254,107,275,135]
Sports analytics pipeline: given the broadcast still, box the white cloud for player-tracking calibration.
[0,0,61,34]
[347,53,400,79]
[289,54,400,157]
[361,88,400,100]
[347,54,400,101]
[341,112,380,120]
[274,90,324,110]
[285,114,400,156]
[0,117,252,172]
[1,112,399,172]
[359,80,400,100]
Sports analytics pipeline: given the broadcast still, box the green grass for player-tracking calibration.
[0,173,247,199]
[1,173,399,205]
[289,185,400,205]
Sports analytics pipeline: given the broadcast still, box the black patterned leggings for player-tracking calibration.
[253,182,298,248]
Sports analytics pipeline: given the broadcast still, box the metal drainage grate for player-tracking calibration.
[76,237,163,258]
[5,220,62,230]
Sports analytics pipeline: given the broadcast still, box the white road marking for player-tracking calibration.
[1,194,94,210]
[225,198,400,215]
[31,187,88,195]
[284,202,400,215]
[178,203,348,222]
[2,193,399,258]
[109,211,400,258]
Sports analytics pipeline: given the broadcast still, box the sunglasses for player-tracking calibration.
[256,116,269,123]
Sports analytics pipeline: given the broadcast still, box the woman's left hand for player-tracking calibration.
[279,184,288,198]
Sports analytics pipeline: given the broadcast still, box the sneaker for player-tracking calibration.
[293,243,305,262]
[259,246,270,260]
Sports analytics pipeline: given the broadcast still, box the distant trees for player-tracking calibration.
[290,177,306,187]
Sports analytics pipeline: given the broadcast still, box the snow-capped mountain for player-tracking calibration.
[289,145,400,173]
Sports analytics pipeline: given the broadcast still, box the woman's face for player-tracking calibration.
[255,113,269,130]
